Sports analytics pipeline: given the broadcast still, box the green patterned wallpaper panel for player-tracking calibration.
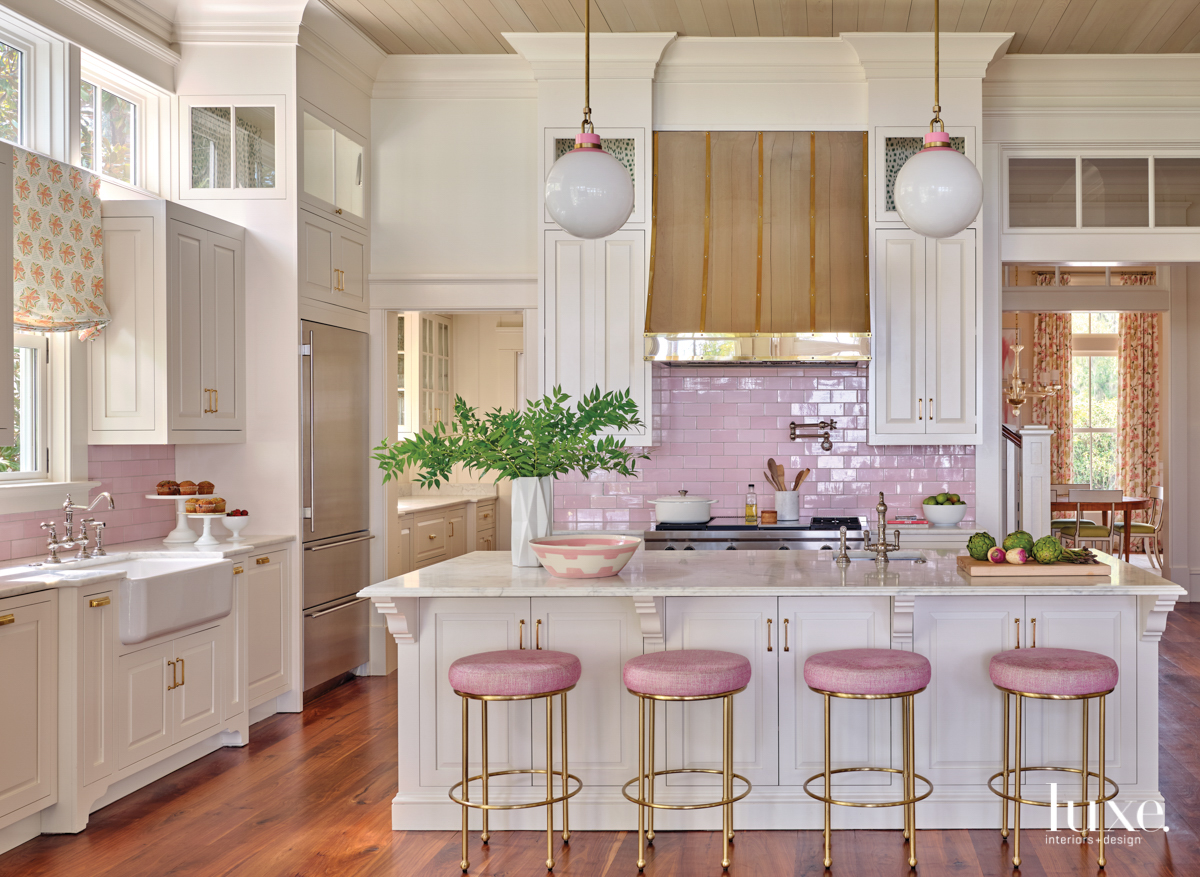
[555,137,635,187]
[884,136,966,212]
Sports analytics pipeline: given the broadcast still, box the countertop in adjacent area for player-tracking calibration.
[0,534,294,600]
[396,496,496,514]
[361,548,1185,599]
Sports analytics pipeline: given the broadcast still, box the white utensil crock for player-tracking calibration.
[775,491,800,521]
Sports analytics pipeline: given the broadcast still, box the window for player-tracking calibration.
[396,314,406,438]
[0,39,22,144]
[190,104,276,191]
[79,79,137,185]
[0,333,47,481]
[1071,312,1118,490]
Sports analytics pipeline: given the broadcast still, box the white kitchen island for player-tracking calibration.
[361,549,1184,832]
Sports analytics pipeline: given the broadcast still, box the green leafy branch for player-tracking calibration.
[372,386,650,488]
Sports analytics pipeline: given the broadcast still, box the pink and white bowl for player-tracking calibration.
[528,535,642,578]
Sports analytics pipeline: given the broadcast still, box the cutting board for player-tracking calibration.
[956,555,1111,577]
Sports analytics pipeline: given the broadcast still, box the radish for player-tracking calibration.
[1006,547,1029,564]
[987,546,1006,564]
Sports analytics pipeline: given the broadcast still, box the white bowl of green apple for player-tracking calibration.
[922,493,968,527]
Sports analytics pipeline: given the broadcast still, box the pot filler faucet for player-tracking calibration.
[39,492,114,564]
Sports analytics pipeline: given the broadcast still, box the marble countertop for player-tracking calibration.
[397,495,496,515]
[0,534,294,600]
[361,548,1186,599]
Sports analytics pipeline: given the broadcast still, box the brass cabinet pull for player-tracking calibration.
[783,618,790,652]
[519,619,525,650]
[178,656,185,686]
[89,596,111,608]
[767,618,773,652]
[203,389,212,414]
[449,521,454,538]
[535,619,542,650]
[927,397,933,421]
[256,557,269,565]
[335,207,343,215]
[213,388,218,412]
[482,512,491,520]
[0,614,14,626]
[1015,618,1021,650]
[167,659,178,690]
[1031,618,1037,648]
[918,398,923,421]
[233,565,244,575]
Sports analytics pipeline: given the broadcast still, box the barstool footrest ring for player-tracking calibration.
[621,768,751,811]
[450,769,583,811]
[803,766,933,808]
[987,765,1119,807]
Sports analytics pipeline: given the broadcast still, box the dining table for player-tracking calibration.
[1051,496,1153,561]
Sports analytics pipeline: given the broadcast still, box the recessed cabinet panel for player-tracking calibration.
[664,597,778,787]
[0,596,56,821]
[209,232,244,429]
[169,219,207,428]
[175,629,221,742]
[247,552,290,706]
[299,209,368,315]
[83,590,115,787]
[116,642,174,770]
[873,232,925,434]
[927,235,976,435]
[301,215,335,300]
[418,598,533,788]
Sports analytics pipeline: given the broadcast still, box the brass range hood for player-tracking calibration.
[644,131,870,364]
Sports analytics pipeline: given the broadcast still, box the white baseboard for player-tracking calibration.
[0,811,44,857]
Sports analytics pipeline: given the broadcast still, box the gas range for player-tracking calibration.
[643,516,866,551]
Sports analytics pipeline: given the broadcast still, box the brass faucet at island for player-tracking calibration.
[862,492,902,566]
[39,492,115,564]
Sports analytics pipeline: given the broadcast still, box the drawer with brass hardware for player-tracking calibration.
[414,510,448,564]
[476,528,496,553]
[233,565,244,575]
[476,501,496,527]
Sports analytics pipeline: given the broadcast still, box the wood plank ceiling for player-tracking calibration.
[325,0,1200,55]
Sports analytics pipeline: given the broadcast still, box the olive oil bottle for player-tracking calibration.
[745,484,758,524]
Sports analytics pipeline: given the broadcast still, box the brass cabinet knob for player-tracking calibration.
[233,566,243,575]
[89,596,111,607]
[256,557,269,565]
[0,614,14,626]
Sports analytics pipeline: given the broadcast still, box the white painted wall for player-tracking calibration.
[370,98,538,276]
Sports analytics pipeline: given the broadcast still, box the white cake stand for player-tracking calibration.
[145,495,199,544]
[187,513,226,548]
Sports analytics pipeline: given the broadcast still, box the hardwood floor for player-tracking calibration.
[5,604,1200,876]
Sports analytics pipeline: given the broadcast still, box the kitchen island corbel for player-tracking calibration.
[361,550,1183,832]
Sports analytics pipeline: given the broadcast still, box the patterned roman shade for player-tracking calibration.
[12,146,110,339]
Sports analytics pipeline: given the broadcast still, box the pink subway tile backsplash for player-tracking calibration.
[0,446,176,561]
[554,366,975,529]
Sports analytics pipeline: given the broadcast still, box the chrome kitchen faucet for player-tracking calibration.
[862,492,901,566]
[39,492,114,564]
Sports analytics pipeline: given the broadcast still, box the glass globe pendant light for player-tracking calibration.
[892,0,983,239]
[543,0,634,239]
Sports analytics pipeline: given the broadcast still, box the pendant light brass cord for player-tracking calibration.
[931,0,942,131]
[582,0,592,133]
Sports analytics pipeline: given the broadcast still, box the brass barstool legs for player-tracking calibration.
[624,688,752,873]
[452,688,582,874]
[990,689,1118,871]
[804,687,932,871]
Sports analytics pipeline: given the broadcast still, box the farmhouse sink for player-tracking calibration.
[90,557,235,645]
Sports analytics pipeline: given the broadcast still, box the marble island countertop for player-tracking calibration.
[0,534,294,600]
[362,548,1185,599]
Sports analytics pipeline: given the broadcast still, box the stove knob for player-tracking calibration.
[726,544,737,550]
[778,545,789,550]
[684,545,695,550]
[820,544,833,551]
[665,546,676,550]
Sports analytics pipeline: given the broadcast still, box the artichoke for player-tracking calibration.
[1002,530,1035,553]
[967,531,997,561]
[1032,536,1064,565]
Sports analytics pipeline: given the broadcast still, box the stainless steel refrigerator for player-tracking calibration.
[301,320,372,694]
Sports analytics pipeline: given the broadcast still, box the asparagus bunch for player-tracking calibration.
[1059,547,1100,564]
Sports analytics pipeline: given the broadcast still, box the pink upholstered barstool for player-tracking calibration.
[802,648,933,869]
[448,648,583,872]
[621,650,753,871]
[988,640,1119,869]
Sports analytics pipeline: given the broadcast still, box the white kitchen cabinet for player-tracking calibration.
[419,314,452,432]
[871,229,977,444]
[663,596,778,787]
[543,230,651,446]
[418,598,532,788]
[116,626,223,771]
[389,512,414,578]
[300,107,367,231]
[91,200,246,444]
[778,596,893,788]
[531,597,644,786]
[299,208,368,314]
[224,562,247,722]
[246,549,292,708]
[414,507,451,569]
[81,589,115,787]
[0,592,57,828]
[447,505,468,559]
[912,594,1137,786]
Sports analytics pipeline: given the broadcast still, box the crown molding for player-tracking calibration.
[95,0,173,45]
[298,1,386,95]
[373,55,535,99]
[175,22,300,43]
[843,32,1012,80]
[40,0,179,66]
[503,32,676,80]
[657,36,863,84]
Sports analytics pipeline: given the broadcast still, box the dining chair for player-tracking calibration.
[1050,483,1096,530]
[1114,485,1166,569]
[1060,489,1121,554]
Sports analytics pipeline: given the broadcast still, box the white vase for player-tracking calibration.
[511,476,553,567]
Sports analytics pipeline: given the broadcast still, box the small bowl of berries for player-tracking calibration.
[223,508,251,543]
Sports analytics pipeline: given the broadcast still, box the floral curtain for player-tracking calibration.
[1031,312,1073,483]
[12,146,109,340]
[1117,313,1161,522]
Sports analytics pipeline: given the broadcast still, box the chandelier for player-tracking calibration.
[1004,331,1063,417]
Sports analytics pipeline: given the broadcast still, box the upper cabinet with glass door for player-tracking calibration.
[301,108,366,230]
